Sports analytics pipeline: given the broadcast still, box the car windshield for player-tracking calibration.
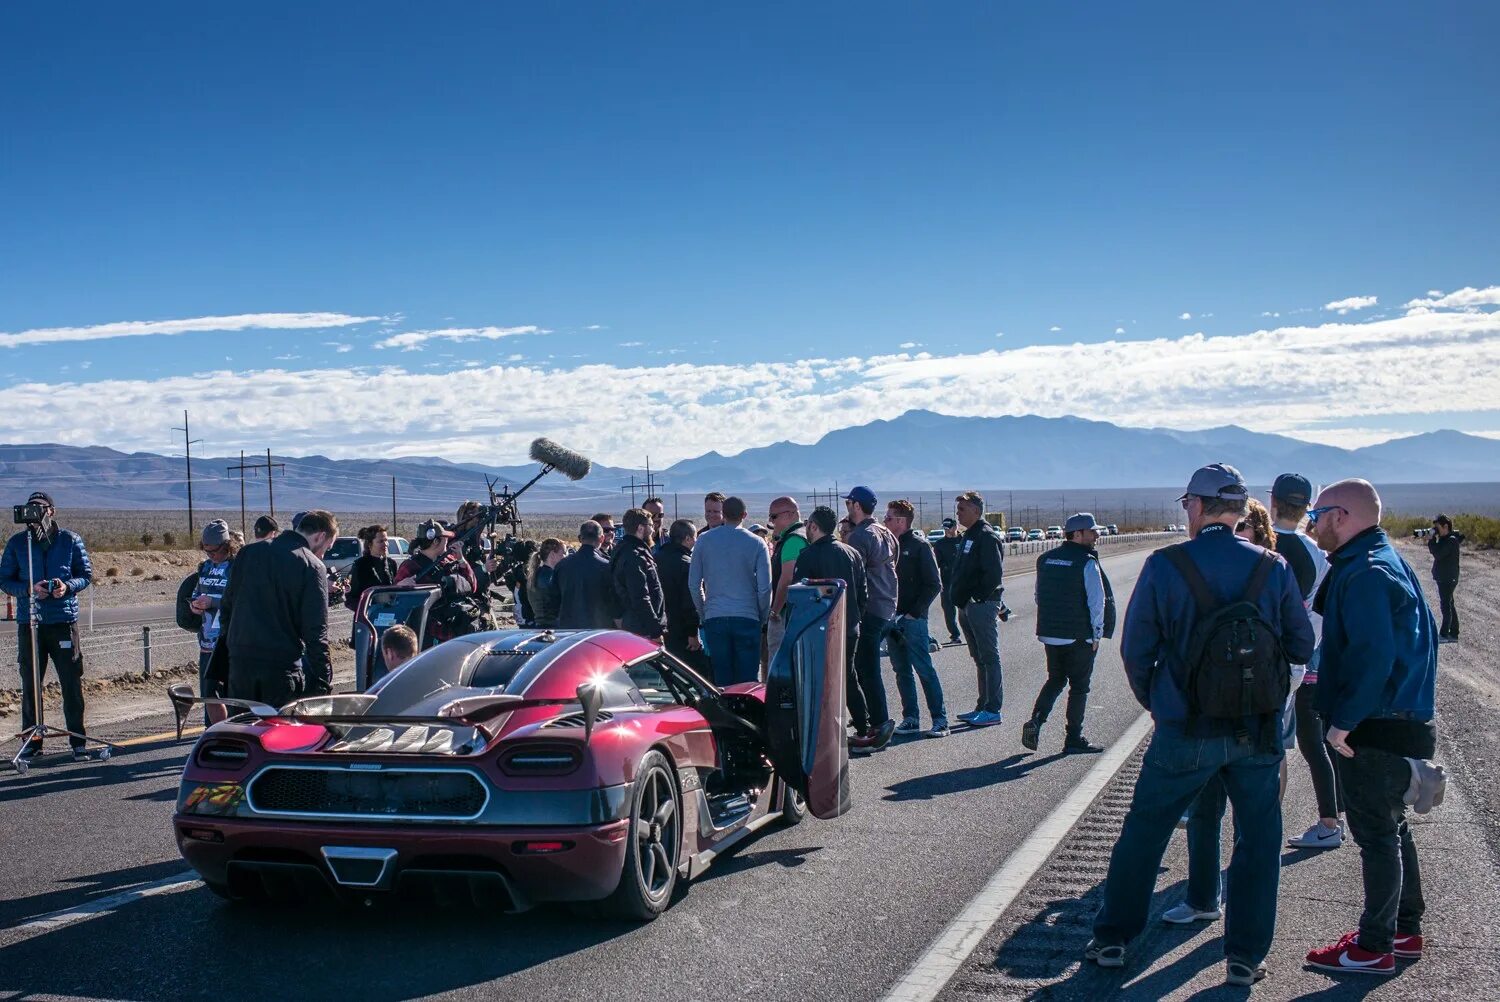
[326,538,360,560]
[388,538,408,555]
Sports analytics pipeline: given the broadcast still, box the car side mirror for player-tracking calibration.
[577,682,604,741]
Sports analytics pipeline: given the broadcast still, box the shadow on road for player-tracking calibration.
[0,858,191,930]
[0,886,636,1001]
[882,752,1068,801]
[0,751,184,806]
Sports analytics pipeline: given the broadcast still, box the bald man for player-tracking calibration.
[765,497,808,666]
[1303,478,1441,975]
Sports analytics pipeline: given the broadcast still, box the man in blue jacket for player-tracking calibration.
[1087,464,1313,987]
[1303,479,1440,976]
[0,492,94,760]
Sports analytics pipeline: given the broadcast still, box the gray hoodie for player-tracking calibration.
[847,517,898,619]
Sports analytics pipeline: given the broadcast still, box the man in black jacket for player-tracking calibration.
[932,518,963,644]
[218,509,337,706]
[1022,513,1115,754]
[555,520,618,629]
[793,506,871,746]
[949,490,1006,726]
[612,508,665,639]
[885,500,949,738]
[657,519,707,672]
[1428,514,1462,642]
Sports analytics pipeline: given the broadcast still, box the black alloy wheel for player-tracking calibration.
[606,750,681,920]
[778,778,807,828]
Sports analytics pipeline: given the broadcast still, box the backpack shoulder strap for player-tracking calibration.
[1242,550,1277,604]
[1160,543,1218,613]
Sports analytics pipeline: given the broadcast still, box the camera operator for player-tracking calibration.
[396,519,481,647]
[1428,514,1462,643]
[455,501,496,621]
[1,492,94,761]
[217,509,337,706]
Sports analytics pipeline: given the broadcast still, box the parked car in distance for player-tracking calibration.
[1045,526,1064,540]
[926,529,946,542]
[324,535,410,576]
[1026,529,1044,541]
[1106,524,1119,536]
[1006,527,1026,542]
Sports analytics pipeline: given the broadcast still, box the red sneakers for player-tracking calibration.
[1393,933,1424,959]
[1306,932,1395,975]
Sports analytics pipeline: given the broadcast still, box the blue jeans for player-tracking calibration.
[703,616,761,687]
[1094,725,1284,965]
[890,615,947,726]
[1185,776,1237,911]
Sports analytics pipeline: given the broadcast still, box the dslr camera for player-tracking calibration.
[12,501,46,524]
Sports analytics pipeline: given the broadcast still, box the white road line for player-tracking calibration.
[880,710,1154,1002]
[11,873,199,937]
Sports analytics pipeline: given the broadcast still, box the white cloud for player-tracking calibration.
[1048,325,1062,332]
[898,341,919,349]
[6,305,1500,465]
[618,341,644,348]
[1402,286,1500,310]
[585,325,603,330]
[0,312,380,349]
[334,344,353,353]
[1260,311,1281,318]
[994,331,1005,338]
[374,325,546,351]
[1178,312,1192,320]
[1323,295,1378,314]
[1114,327,1125,335]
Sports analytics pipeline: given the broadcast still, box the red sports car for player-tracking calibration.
[169,582,849,919]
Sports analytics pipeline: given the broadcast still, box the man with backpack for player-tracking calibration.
[1087,464,1313,988]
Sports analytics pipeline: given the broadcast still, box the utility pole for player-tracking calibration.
[227,450,285,521]
[916,496,926,529]
[236,450,246,535]
[620,457,666,509]
[391,476,398,533]
[938,489,945,523]
[1008,491,1014,527]
[172,410,202,539]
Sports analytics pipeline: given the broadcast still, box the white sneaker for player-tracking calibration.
[1286,821,1344,850]
[926,721,951,739]
[894,718,922,735]
[1162,901,1222,924]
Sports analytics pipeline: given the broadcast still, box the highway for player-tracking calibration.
[1,544,1492,1001]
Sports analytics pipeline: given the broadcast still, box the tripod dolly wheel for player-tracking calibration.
[97,747,112,762]
[13,759,30,775]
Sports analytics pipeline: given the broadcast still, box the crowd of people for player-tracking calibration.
[0,466,1467,987]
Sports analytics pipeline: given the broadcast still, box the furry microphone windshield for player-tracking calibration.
[528,438,592,481]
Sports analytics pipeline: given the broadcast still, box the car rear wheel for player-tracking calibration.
[605,750,681,921]
[778,778,807,828]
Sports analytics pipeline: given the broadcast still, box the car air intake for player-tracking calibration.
[248,766,487,821]
[543,710,614,729]
[196,738,252,768]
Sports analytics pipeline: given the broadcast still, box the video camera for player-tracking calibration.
[12,502,46,524]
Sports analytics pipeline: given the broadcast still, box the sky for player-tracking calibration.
[2,1,1499,466]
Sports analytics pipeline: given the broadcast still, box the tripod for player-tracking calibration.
[8,526,120,774]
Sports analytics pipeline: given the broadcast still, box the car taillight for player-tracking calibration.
[498,745,582,776]
[195,738,252,768]
[513,840,574,855]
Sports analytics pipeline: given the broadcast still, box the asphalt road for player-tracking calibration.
[3,542,1488,1001]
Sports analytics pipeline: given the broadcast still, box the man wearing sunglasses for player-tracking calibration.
[764,497,807,667]
[1303,479,1441,976]
[1089,463,1313,987]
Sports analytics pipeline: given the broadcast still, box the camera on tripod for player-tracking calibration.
[12,501,46,524]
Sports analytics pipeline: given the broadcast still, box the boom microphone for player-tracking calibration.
[529,438,592,481]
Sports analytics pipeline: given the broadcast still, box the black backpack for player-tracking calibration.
[1160,545,1289,731]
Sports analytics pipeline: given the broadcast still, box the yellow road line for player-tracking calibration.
[116,726,202,747]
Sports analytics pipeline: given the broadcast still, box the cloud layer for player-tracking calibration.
[374,325,546,351]
[0,312,379,349]
[1324,295,1378,314]
[3,305,1497,465]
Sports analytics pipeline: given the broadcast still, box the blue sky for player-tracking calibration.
[2,2,1498,464]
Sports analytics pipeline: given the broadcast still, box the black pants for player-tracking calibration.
[939,591,960,640]
[1030,640,1095,739]
[665,629,711,676]
[1294,683,1340,819]
[1339,746,1426,953]
[1436,577,1459,637]
[853,614,890,731]
[16,621,87,749]
[843,631,868,734]
[227,658,305,710]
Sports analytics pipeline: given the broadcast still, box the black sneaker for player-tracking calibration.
[71,748,93,762]
[947,635,962,645]
[870,719,897,750]
[1021,718,1041,751]
[1064,736,1104,754]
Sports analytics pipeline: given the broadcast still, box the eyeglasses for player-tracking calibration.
[1305,505,1347,527]
[1234,520,1249,533]
[768,510,791,521]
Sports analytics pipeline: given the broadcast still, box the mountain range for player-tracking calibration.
[3,410,1496,510]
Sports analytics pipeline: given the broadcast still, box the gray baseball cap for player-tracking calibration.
[1064,512,1099,533]
[200,519,232,546]
[1176,463,1249,502]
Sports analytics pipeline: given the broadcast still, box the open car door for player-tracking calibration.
[764,580,850,819]
[353,585,439,691]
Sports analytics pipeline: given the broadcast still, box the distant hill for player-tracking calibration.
[4,412,1497,509]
